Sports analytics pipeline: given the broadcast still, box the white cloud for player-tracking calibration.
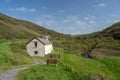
[106,14,120,24]
[67,16,78,20]
[29,8,36,12]
[61,15,98,34]
[41,6,47,10]
[35,14,99,34]
[59,10,64,13]
[5,0,11,3]
[45,20,55,26]
[106,18,120,24]
[84,15,96,21]
[89,20,95,24]
[98,3,106,7]
[84,17,89,20]
[9,7,36,12]
[42,14,52,18]
[94,3,106,7]
[70,26,75,30]
[35,14,56,28]
[35,14,55,27]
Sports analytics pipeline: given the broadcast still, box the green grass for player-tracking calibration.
[55,49,115,77]
[0,39,34,67]
[17,49,120,80]
[17,65,73,80]
[100,57,120,80]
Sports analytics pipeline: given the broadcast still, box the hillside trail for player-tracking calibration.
[0,58,46,80]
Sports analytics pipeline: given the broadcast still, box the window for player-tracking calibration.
[34,41,37,47]
[34,51,38,54]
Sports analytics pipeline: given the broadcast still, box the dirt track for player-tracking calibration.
[0,67,28,80]
[0,58,46,80]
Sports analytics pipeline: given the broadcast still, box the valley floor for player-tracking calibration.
[0,39,120,80]
[17,49,120,80]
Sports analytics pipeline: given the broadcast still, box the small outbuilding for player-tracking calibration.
[26,36,53,57]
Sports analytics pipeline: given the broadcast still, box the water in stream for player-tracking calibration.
[83,53,91,58]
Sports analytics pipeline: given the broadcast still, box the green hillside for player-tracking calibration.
[75,22,120,40]
[0,13,69,39]
[0,39,34,66]
[0,13,75,66]
[98,22,120,40]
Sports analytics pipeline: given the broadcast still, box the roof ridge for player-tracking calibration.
[37,37,52,45]
[26,37,52,46]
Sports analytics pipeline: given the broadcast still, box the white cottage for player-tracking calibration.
[26,36,53,57]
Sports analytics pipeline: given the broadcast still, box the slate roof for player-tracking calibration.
[37,38,52,45]
[26,37,52,46]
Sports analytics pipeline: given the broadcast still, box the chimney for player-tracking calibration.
[40,35,44,38]
[45,36,48,40]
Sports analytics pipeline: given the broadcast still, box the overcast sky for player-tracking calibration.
[0,0,120,34]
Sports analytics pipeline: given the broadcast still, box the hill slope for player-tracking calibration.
[0,13,73,66]
[75,22,120,40]
[98,22,120,40]
[0,13,68,39]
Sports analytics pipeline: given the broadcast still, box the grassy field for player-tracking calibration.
[0,39,34,67]
[17,65,74,80]
[0,39,34,74]
[17,48,120,80]
[0,38,120,80]
[100,57,120,80]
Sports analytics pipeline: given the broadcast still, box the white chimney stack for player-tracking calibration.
[45,36,48,40]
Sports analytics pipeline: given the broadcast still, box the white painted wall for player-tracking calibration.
[26,39,53,57]
[26,39,45,56]
[45,45,53,54]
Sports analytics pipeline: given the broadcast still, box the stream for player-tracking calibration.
[83,43,98,59]
[83,53,91,59]
[83,42,97,59]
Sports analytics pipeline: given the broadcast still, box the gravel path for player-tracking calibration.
[0,67,28,80]
[0,58,46,80]
[32,57,46,65]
